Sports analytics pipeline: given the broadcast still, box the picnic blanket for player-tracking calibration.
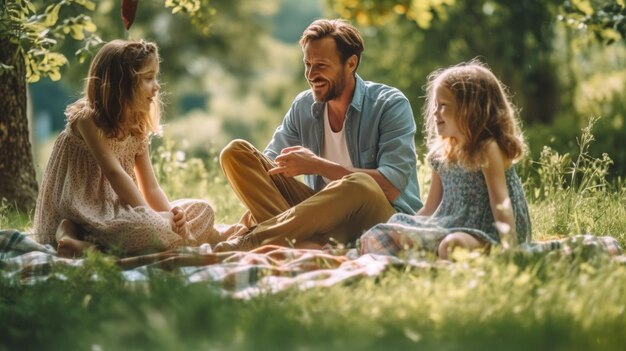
[0,229,623,298]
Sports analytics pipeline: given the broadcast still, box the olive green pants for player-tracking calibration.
[219,139,396,247]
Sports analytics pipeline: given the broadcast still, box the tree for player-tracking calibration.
[328,0,625,125]
[561,0,626,44]
[0,0,98,212]
[0,28,38,213]
[327,0,563,127]
[327,0,626,175]
[0,0,219,212]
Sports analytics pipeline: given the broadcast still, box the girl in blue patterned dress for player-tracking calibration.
[359,60,531,259]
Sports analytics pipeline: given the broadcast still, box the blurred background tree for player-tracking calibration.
[1,0,102,212]
[328,0,626,177]
[5,0,626,213]
[29,0,322,163]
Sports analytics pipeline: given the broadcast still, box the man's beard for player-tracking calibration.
[313,69,346,103]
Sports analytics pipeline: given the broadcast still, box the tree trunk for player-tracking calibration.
[0,37,38,212]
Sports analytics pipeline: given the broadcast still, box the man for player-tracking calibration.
[215,19,421,251]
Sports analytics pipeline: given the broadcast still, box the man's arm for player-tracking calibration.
[371,93,417,203]
[268,92,416,203]
[264,98,303,160]
[268,147,400,201]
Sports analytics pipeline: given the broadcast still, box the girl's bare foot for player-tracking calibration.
[293,240,324,250]
[55,219,95,258]
[214,233,258,252]
[216,223,248,240]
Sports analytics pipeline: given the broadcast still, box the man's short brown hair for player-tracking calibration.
[300,19,364,71]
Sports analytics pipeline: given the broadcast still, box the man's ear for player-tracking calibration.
[347,54,358,74]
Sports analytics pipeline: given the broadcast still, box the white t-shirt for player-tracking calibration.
[321,105,353,184]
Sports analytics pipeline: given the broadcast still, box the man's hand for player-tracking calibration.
[267,146,320,177]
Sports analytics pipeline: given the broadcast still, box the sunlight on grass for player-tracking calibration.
[2,249,624,350]
[2,117,625,350]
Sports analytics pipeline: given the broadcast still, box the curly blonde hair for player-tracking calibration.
[423,60,526,169]
[66,39,162,139]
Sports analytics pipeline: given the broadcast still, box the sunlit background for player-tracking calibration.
[28,0,626,181]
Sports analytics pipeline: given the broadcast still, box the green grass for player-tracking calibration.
[1,249,624,350]
[2,123,626,350]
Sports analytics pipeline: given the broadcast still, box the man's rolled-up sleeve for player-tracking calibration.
[264,102,302,160]
[376,94,417,194]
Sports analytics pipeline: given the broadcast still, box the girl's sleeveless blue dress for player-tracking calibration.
[359,158,531,256]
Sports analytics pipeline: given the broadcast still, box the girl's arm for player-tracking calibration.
[135,148,188,237]
[76,118,148,208]
[482,140,517,248]
[416,170,443,216]
[134,150,170,212]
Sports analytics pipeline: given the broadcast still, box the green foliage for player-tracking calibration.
[3,130,626,350]
[328,0,454,28]
[326,0,626,175]
[1,240,625,350]
[38,0,279,121]
[0,198,32,230]
[0,0,99,82]
[164,0,216,35]
[529,117,613,200]
[272,0,323,43]
[150,136,245,223]
[5,3,626,346]
[561,0,626,44]
[329,0,563,133]
[522,117,626,238]
[1,0,241,86]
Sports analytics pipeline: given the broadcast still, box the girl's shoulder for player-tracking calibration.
[65,99,92,123]
[427,153,461,175]
[482,139,513,169]
[63,100,95,139]
[426,151,442,171]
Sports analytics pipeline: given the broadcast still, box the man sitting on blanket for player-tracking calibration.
[215,19,422,252]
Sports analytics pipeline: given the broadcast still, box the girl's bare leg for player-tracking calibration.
[437,232,487,260]
[56,219,96,258]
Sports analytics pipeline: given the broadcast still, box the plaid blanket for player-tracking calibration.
[0,229,623,298]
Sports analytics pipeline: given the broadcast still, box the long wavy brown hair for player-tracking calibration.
[423,60,526,170]
[65,39,162,139]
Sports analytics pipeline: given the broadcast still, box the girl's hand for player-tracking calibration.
[495,221,518,249]
[500,231,518,250]
[170,206,188,238]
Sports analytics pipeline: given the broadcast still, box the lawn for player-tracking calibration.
[1,124,625,351]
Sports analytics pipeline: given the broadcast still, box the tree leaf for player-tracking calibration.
[571,0,594,16]
[83,19,97,33]
[70,25,85,40]
[84,1,97,11]
[42,4,62,27]
[49,69,61,81]
[26,0,37,14]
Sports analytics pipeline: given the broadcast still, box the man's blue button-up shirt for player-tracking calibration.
[264,74,422,214]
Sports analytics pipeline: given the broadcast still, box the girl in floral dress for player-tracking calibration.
[33,39,219,257]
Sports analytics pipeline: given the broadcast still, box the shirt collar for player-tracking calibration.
[311,74,365,119]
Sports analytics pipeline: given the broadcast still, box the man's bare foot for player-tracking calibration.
[55,219,95,258]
